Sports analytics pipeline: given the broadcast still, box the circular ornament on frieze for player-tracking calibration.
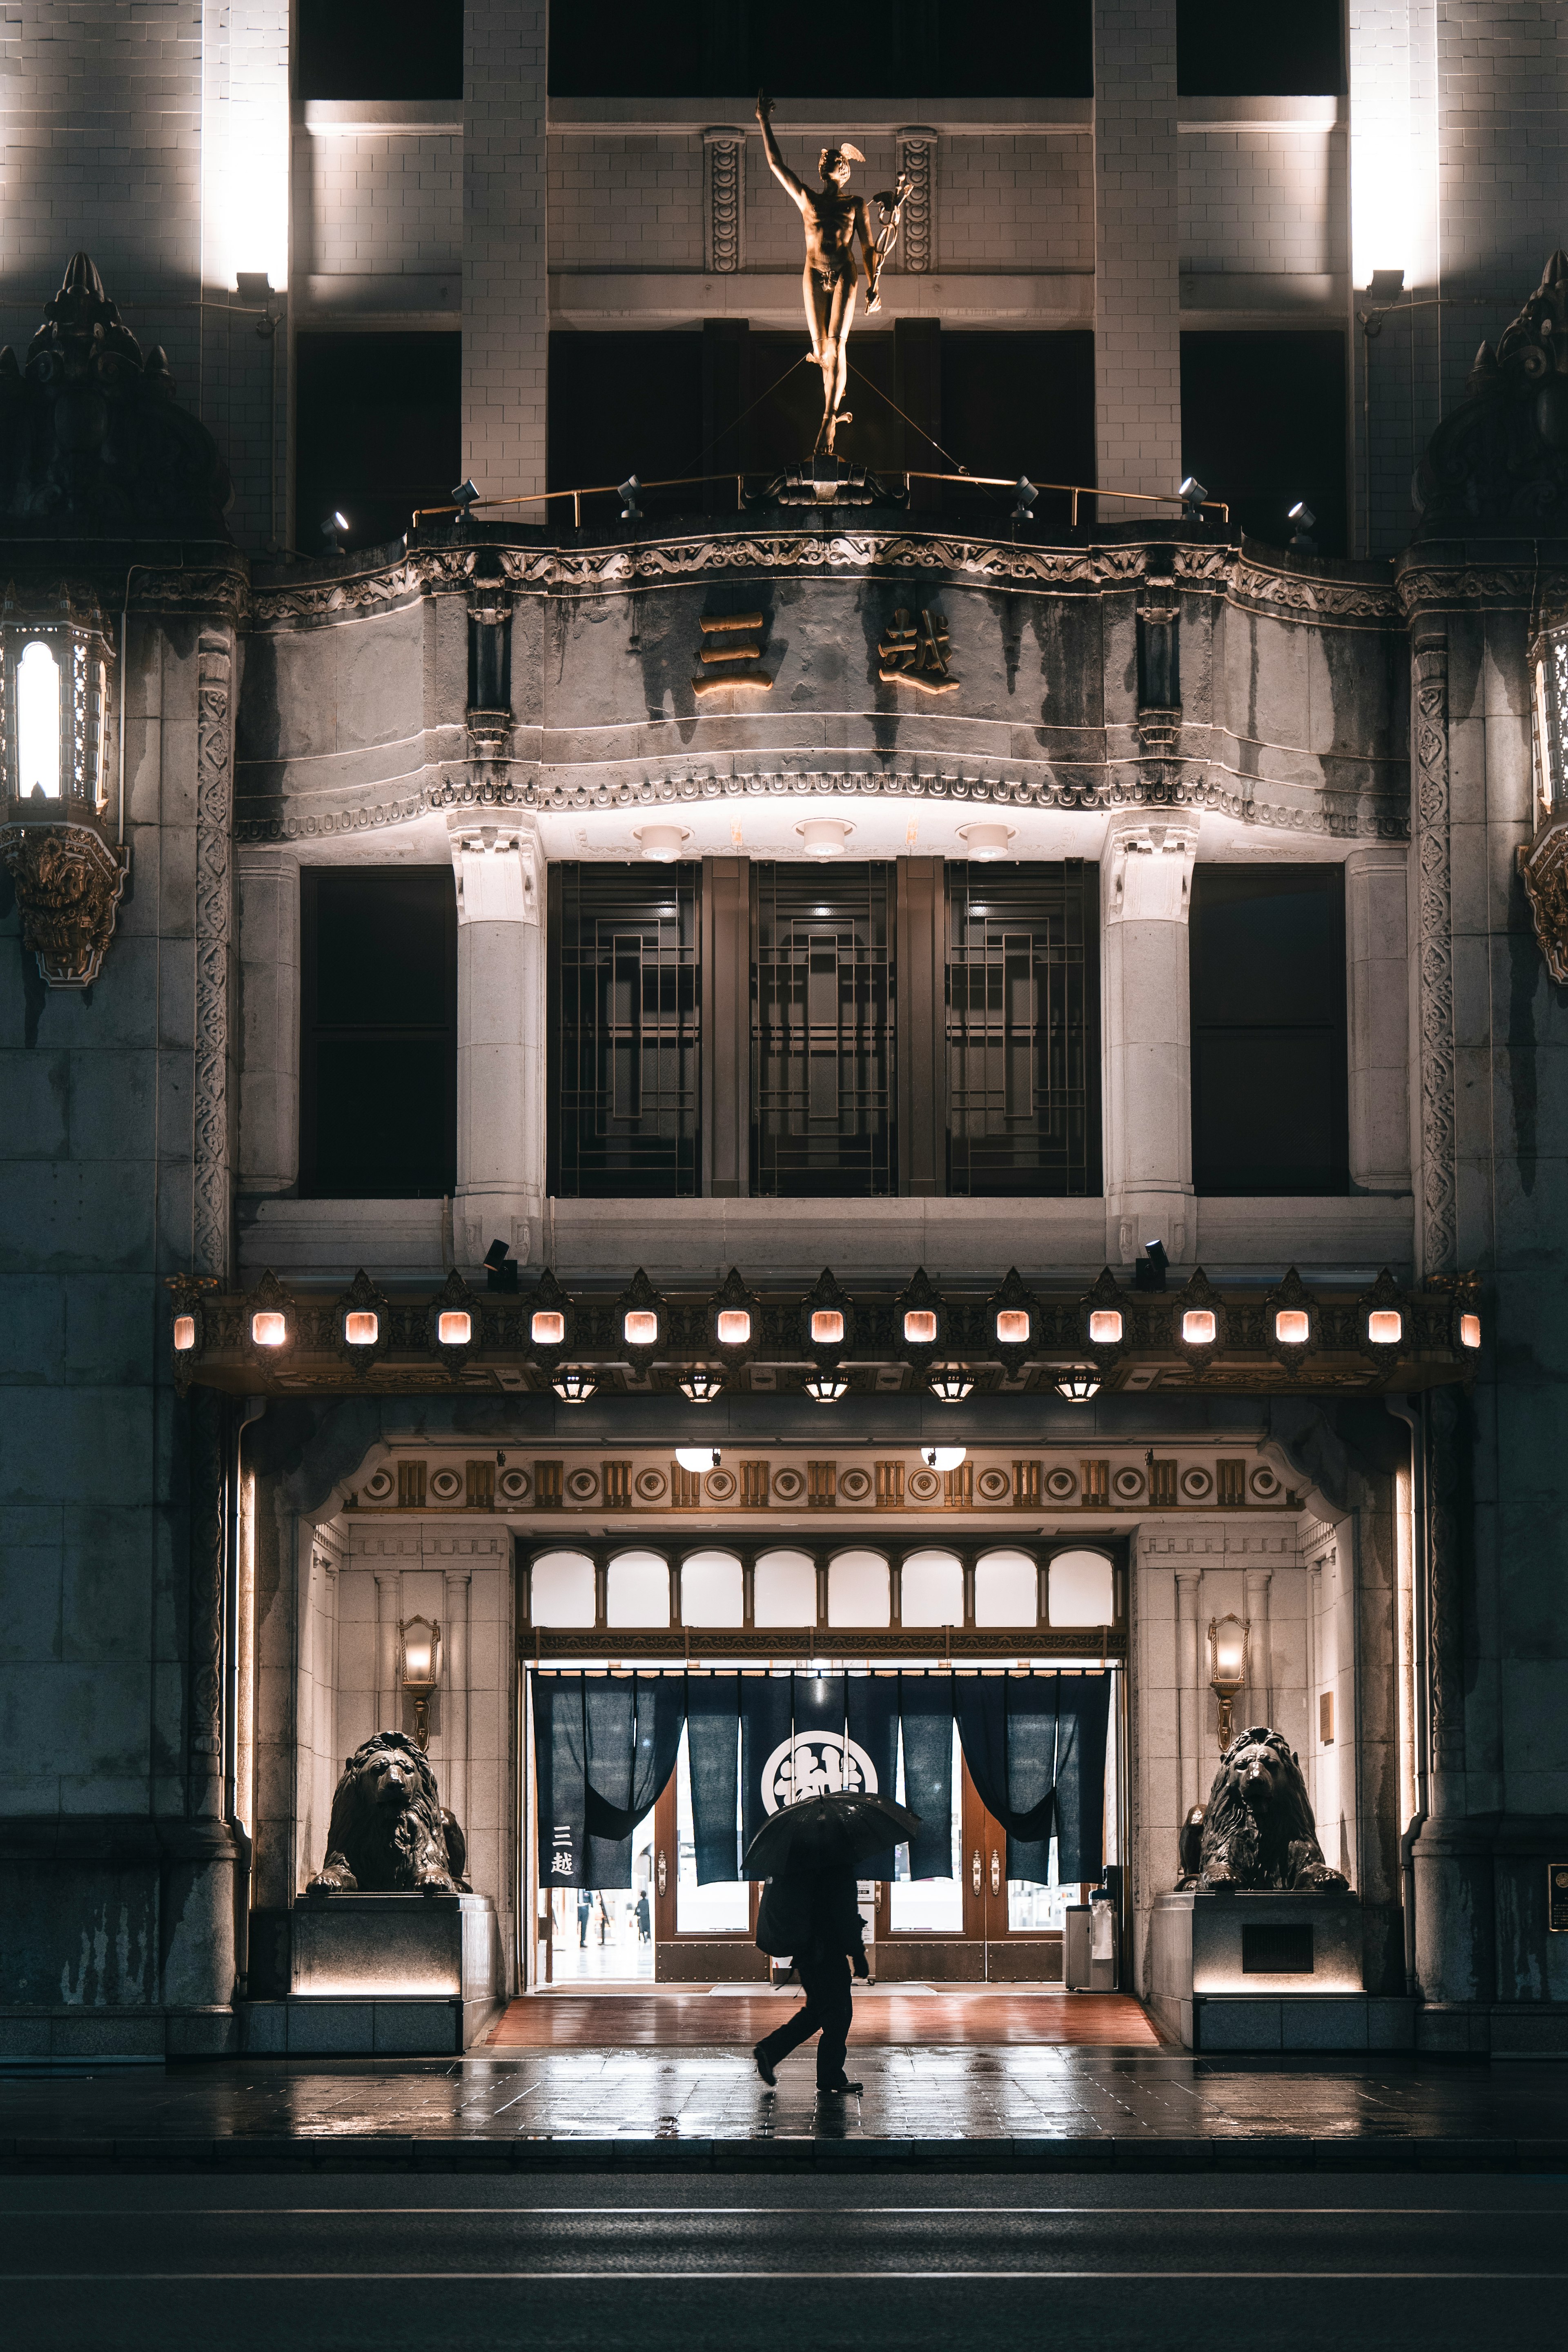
[1045,1466,1077,1501]
[976,1466,1011,1503]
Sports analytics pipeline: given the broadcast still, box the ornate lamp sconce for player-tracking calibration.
[1208,1613,1249,1749]
[0,591,127,984]
[399,1616,442,1750]
[1521,619,1568,980]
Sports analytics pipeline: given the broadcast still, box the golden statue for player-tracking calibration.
[757,91,902,459]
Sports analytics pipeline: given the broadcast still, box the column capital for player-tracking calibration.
[1101,808,1200,925]
[446,811,541,926]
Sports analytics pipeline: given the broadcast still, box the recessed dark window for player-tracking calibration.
[548,864,702,1198]
[1180,331,1347,557]
[300,868,457,1199]
[753,863,895,1197]
[1190,865,1348,1196]
[548,333,707,514]
[548,3,1091,98]
[947,861,1102,1197]
[295,332,461,555]
[941,334,1096,530]
[1177,2,1342,96]
[298,0,461,100]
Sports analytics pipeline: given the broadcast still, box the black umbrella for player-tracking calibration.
[742,1789,922,1879]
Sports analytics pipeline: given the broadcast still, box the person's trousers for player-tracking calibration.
[754,1953,854,2088]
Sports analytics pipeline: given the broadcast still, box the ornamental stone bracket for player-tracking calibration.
[703,127,747,275]
[895,129,938,273]
[1519,814,1568,983]
[0,816,127,985]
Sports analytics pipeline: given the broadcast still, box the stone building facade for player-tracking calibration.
[1,6,1566,2058]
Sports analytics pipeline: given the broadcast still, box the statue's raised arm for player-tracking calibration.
[754,93,871,457]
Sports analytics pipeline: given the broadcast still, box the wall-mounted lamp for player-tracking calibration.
[553,1366,597,1402]
[1208,1612,1248,1749]
[676,1446,722,1473]
[797,816,852,859]
[399,1615,441,1750]
[958,820,1014,862]
[1054,1365,1102,1402]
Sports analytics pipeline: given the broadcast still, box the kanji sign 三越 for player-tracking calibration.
[878,606,959,692]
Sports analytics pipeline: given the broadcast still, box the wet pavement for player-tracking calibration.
[3,2046,1567,2170]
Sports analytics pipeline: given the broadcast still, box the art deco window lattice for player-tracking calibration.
[945,860,1101,1196]
[548,862,702,1197]
[752,862,895,1196]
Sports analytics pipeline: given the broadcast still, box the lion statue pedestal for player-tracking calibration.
[273,1734,503,2056]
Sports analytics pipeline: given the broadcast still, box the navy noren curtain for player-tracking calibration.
[686,1675,741,1882]
[898,1674,956,1880]
[532,1671,684,1889]
[953,1671,1111,1884]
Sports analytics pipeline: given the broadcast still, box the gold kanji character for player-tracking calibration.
[878,606,959,692]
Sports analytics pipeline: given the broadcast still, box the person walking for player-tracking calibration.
[577,1889,592,1949]
[752,1868,869,2096]
[635,1888,651,1944]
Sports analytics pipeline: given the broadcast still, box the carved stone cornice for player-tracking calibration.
[0,816,127,984]
[234,761,1409,846]
[1229,558,1400,629]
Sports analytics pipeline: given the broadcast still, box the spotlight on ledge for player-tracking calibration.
[1012,476,1038,519]
[679,1368,724,1403]
[1287,500,1317,552]
[450,478,480,513]
[1054,1365,1102,1403]
[633,823,689,863]
[928,1364,973,1403]
[553,1366,597,1403]
[1364,267,1405,303]
[1177,474,1207,521]
[1133,1238,1168,1292]
[676,1446,722,1473]
[618,474,643,522]
[922,1444,967,1472]
[797,816,852,860]
[803,1370,849,1403]
[321,509,349,552]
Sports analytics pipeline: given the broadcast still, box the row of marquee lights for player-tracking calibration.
[172,1263,1483,1404]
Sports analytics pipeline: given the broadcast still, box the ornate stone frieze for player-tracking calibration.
[895,129,938,273]
[193,630,234,1282]
[0,817,126,984]
[702,127,746,274]
[1229,559,1400,628]
[1412,631,1457,1276]
[234,761,1407,846]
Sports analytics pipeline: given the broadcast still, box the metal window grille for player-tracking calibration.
[945,860,1101,1196]
[548,863,701,1197]
[752,862,895,1196]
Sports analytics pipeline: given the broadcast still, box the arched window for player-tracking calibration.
[753,1548,815,1626]
[900,1546,963,1627]
[17,639,61,798]
[606,1548,670,1627]
[529,1549,595,1628]
[975,1548,1037,1626]
[1048,1547,1115,1627]
[680,1548,744,1627]
[828,1548,889,1626]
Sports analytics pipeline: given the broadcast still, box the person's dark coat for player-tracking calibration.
[755,1868,866,1965]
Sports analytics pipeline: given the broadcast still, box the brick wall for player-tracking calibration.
[464,1,548,498]
[1094,0,1182,503]
[1180,130,1346,279]
[299,129,463,281]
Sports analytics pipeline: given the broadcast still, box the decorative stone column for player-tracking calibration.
[894,129,939,274]
[236,844,300,1194]
[1345,842,1412,1193]
[1175,1568,1203,1818]
[1100,809,1199,1265]
[1244,1566,1274,1730]
[703,127,746,274]
[448,811,544,1270]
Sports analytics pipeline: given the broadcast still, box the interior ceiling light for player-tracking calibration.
[553,1367,597,1403]
[1054,1365,1102,1402]
[797,816,852,859]
[679,1368,724,1403]
[928,1365,973,1402]
[633,823,688,863]
[922,1444,967,1472]
[803,1370,849,1402]
[676,1446,722,1473]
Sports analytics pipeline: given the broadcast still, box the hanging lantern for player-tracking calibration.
[1054,1365,1102,1402]
[553,1366,597,1402]
[679,1367,725,1403]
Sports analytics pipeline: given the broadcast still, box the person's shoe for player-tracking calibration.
[753,2045,777,2087]
[819,2078,863,2094]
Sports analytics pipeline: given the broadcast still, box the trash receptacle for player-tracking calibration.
[1064,1903,1093,1989]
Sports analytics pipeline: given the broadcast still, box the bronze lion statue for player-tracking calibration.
[307,1732,471,1894]
[1189,1726,1348,1892]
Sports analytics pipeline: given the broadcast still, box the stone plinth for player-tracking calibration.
[254,1891,504,2056]
[1149,1887,1413,2051]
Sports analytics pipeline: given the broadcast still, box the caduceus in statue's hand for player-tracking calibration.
[757,90,879,458]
